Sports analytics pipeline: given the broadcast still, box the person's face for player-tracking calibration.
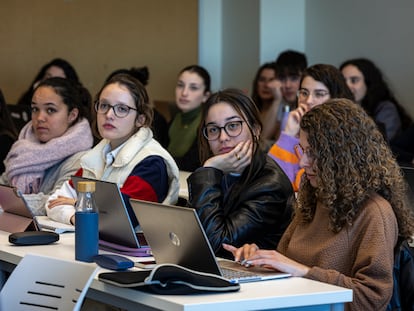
[257,68,276,101]
[205,102,253,156]
[175,71,209,113]
[44,66,66,80]
[341,65,367,103]
[298,76,331,110]
[31,86,78,143]
[97,83,143,149]
[280,74,301,105]
[298,130,317,188]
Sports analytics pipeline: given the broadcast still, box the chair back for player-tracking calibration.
[0,253,98,311]
[7,104,31,131]
[387,238,414,311]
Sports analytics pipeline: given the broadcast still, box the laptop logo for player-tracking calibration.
[169,232,180,246]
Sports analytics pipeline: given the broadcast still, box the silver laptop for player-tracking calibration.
[71,176,147,248]
[0,184,37,232]
[130,199,291,283]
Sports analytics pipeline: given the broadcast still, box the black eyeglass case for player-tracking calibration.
[9,231,60,246]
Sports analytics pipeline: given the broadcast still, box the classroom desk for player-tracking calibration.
[0,231,352,311]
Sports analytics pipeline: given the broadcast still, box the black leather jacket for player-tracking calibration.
[187,150,294,258]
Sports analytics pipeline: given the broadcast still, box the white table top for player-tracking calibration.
[0,230,352,311]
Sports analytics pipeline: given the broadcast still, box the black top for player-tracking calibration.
[187,150,294,258]
[0,134,15,174]
[391,122,414,164]
[152,109,169,148]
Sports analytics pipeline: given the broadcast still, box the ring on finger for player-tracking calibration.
[235,153,240,161]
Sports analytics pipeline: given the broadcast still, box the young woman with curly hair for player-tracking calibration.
[224,99,414,311]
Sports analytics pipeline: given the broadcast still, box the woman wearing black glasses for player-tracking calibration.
[187,88,294,258]
[268,64,354,191]
[46,74,179,225]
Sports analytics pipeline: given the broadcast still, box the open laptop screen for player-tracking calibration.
[71,176,145,248]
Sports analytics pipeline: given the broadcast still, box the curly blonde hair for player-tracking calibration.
[297,98,414,239]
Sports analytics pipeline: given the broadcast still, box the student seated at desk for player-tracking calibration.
[267,64,354,191]
[0,89,18,174]
[46,74,179,225]
[105,66,169,148]
[17,58,79,103]
[224,99,414,311]
[340,58,412,142]
[187,88,293,259]
[0,78,93,215]
[167,65,211,172]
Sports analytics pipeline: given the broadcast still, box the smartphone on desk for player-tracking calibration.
[135,260,156,269]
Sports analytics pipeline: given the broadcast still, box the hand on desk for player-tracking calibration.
[47,195,76,209]
[222,243,310,277]
[47,196,76,224]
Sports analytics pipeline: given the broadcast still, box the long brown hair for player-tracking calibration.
[198,88,262,164]
[92,73,153,139]
[301,64,354,100]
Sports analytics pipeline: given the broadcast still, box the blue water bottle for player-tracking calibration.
[75,181,99,262]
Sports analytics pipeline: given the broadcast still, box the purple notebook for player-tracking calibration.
[99,239,152,257]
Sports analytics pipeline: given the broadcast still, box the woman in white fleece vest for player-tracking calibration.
[46,73,179,226]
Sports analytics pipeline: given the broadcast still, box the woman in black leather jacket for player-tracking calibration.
[187,88,294,258]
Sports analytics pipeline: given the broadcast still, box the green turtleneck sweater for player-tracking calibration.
[168,106,202,157]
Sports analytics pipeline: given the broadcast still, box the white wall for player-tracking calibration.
[221,0,260,91]
[260,0,305,63]
[199,0,260,93]
[199,0,222,92]
[305,0,414,117]
[200,0,307,94]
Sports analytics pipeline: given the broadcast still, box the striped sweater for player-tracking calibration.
[267,132,303,191]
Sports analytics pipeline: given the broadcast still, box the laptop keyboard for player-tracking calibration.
[221,267,262,281]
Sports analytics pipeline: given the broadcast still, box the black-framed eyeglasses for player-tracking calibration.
[203,121,244,141]
[294,144,314,161]
[297,89,329,100]
[94,101,137,118]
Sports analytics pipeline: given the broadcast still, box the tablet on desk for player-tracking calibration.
[0,184,37,233]
[35,216,75,234]
[0,184,75,234]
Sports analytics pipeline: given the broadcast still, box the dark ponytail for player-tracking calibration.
[35,77,92,124]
